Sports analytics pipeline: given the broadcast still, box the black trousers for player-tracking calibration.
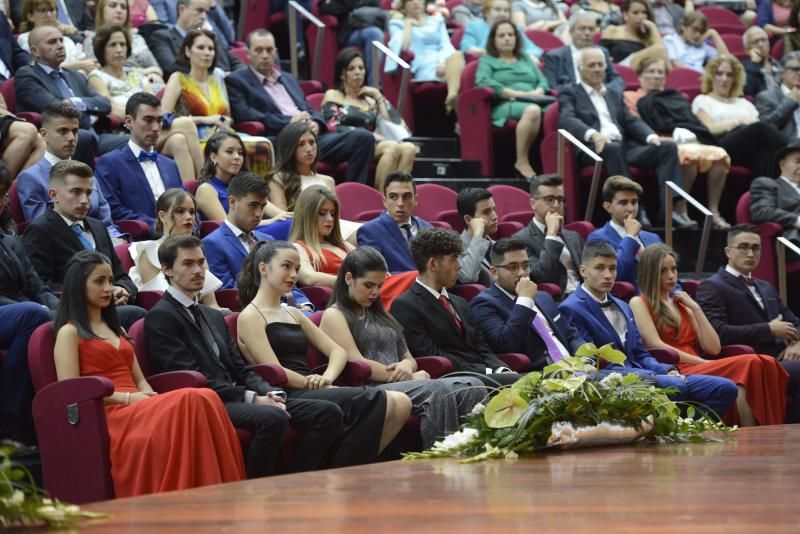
[719,122,788,178]
[117,305,146,330]
[226,397,341,478]
[318,129,375,184]
[288,385,387,467]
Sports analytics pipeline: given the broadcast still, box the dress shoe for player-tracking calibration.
[672,211,698,229]
[638,208,653,230]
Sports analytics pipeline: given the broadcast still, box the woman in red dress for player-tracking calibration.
[53,251,245,497]
[289,185,417,309]
[630,244,788,426]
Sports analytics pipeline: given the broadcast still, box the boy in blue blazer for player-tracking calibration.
[559,241,737,417]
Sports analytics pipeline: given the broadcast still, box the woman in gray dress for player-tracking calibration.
[320,247,486,448]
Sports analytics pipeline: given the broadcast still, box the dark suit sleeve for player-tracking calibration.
[460,302,507,369]
[755,91,798,130]
[202,233,236,289]
[751,178,799,229]
[149,30,178,76]
[225,74,291,133]
[695,279,775,346]
[22,221,62,292]
[742,61,765,97]
[542,50,561,89]
[67,70,111,116]
[391,295,447,358]
[9,236,59,310]
[471,294,537,354]
[618,94,654,143]
[145,306,249,402]
[94,156,154,224]
[14,66,63,113]
[355,221,385,256]
[1,16,30,71]
[557,85,592,141]
[530,238,567,288]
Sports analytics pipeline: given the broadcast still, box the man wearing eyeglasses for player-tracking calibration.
[742,26,780,97]
[696,223,800,420]
[512,174,583,296]
[471,238,585,371]
[755,52,800,140]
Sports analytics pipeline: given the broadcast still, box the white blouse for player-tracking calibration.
[129,240,222,296]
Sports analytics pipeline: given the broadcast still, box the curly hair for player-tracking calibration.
[701,54,745,98]
[410,227,463,273]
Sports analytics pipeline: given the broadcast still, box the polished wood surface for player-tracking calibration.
[82,425,800,532]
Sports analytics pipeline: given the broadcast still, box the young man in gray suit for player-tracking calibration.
[751,139,800,245]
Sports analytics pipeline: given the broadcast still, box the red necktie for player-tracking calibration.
[439,295,462,332]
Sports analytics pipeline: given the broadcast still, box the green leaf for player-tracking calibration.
[484,389,528,428]
[574,343,600,358]
[595,343,627,365]
[511,372,542,399]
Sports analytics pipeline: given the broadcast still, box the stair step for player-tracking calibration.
[412,158,482,179]
[407,136,460,158]
[412,177,530,191]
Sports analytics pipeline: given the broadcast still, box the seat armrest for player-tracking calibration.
[234,121,266,135]
[415,356,452,378]
[355,209,385,222]
[713,344,756,360]
[311,360,373,386]
[251,363,289,387]
[148,370,207,392]
[115,219,150,240]
[32,376,114,415]
[650,347,680,365]
[498,353,530,372]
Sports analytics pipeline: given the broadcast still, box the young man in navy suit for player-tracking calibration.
[225,29,375,184]
[559,241,738,417]
[696,224,800,418]
[357,172,432,274]
[587,176,666,286]
[17,102,123,241]
[202,172,312,310]
[471,238,585,371]
[94,92,183,230]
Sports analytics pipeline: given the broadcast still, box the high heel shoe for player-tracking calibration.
[514,166,536,183]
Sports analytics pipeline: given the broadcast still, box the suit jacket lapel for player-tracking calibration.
[383,212,409,252]
[34,64,64,99]
[578,286,625,349]
[720,269,767,318]
[416,284,463,337]
[123,147,159,208]
[164,292,228,370]
[576,86,601,128]
[48,209,83,250]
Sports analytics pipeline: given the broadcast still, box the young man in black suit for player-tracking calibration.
[144,235,341,477]
[21,160,145,328]
[390,227,519,386]
[696,224,800,420]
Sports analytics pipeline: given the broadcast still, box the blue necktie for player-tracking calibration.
[50,70,74,99]
[137,151,158,163]
[70,223,94,251]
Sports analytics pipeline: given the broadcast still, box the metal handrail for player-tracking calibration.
[664,181,713,277]
[556,129,602,221]
[372,40,411,115]
[776,237,800,303]
[288,0,325,80]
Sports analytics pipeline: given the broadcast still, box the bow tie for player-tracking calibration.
[598,299,614,308]
[138,151,158,163]
[739,275,755,287]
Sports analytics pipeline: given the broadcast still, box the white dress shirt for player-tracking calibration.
[128,140,165,201]
[583,284,628,343]
[580,81,623,142]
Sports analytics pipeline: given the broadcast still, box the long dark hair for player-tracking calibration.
[177,28,218,72]
[268,122,318,211]
[200,131,249,182]
[329,247,404,350]
[0,162,17,235]
[54,251,126,340]
[238,239,297,306]
[485,19,523,59]
[334,48,366,91]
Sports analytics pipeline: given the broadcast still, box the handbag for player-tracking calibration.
[375,114,412,141]
[514,94,557,106]
[348,6,389,29]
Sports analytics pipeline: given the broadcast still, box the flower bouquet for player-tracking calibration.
[404,344,734,463]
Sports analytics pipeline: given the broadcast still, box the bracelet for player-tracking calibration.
[125,392,131,405]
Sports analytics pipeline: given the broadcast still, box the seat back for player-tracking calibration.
[415,183,457,222]
[450,283,486,303]
[450,26,465,49]
[307,92,324,112]
[698,6,744,34]
[216,288,242,311]
[128,318,151,375]
[201,220,222,237]
[736,191,752,223]
[495,220,524,238]
[460,59,479,91]
[231,46,250,64]
[614,64,639,91]
[336,182,384,221]
[8,178,25,225]
[487,184,533,217]
[542,100,560,135]
[666,67,703,100]
[721,33,747,60]
[28,322,58,392]
[114,242,135,272]
[525,29,566,53]
[772,39,784,60]
[185,179,200,195]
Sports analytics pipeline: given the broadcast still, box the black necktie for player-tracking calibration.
[739,275,755,287]
[189,304,220,358]
[598,299,614,308]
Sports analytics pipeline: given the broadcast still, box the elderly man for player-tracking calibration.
[557,47,688,225]
[543,10,624,92]
[750,139,800,244]
[756,52,800,139]
[742,26,780,97]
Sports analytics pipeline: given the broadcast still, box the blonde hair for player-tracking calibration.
[637,244,680,333]
[94,0,132,30]
[21,0,56,32]
[482,0,511,15]
[289,185,347,269]
[701,54,745,97]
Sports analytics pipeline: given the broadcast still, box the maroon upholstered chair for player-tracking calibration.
[610,281,636,302]
[665,68,703,101]
[698,6,745,34]
[495,220,524,238]
[525,29,566,53]
[450,283,486,302]
[114,242,134,271]
[114,220,150,241]
[136,291,165,311]
[721,34,748,60]
[0,78,41,125]
[28,321,205,504]
[201,220,222,237]
[215,288,242,311]
[301,285,333,310]
[488,184,534,223]
[614,64,639,91]
[416,183,458,222]
[304,311,372,385]
[336,182,384,221]
[184,179,200,195]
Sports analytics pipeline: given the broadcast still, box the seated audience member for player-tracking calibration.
[22,160,145,327]
[784,2,800,56]
[130,0,158,26]
[17,102,123,240]
[662,12,725,73]
[145,236,341,477]
[476,20,549,181]
[599,0,667,66]
[471,238,584,370]
[390,227,520,386]
[453,0,485,26]
[741,26,780,97]
[757,0,794,45]
[95,92,183,229]
[17,0,97,74]
[631,243,788,426]
[195,131,251,221]
[15,25,129,166]
[129,189,225,309]
[322,49,418,193]
[693,54,789,179]
[148,0,243,77]
[226,30,375,185]
[587,176,665,286]
[291,186,412,307]
[511,0,568,38]
[755,52,800,140]
[320,246,485,448]
[0,13,31,83]
[55,250,245,496]
[160,29,272,177]
[576,0,622,29]
[626,56,730,228]
[265,123,339,241]
[84,0,164,84]
[650,0,685,36]
[751,140,800,244]
[202,172,312,310]
[460,0,542,60]
[543,10,624,92]
[558,47,685,224]
[456,187,497,286]
[386,0,466,113]
[317,0,385,82]
[235,239,412,465]
[696,224,800,415]
[559,241,738,417]
[512,174,582,296]
[50,0,93,34]
[357,172,432,274]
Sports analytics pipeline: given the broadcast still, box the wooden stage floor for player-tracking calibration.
[81,425,800,533]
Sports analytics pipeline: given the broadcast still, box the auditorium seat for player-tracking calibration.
[7,179,28,234]
[525,29,566,53]
[488,184,535,224]
[698,6,745,35]
[665,67,703,101]
[614,64,639,91]
[415,183,458,221]
[336,182,384,221]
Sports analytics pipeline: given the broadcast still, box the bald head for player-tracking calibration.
[578,47,606,89]
[743,26,769,61]
[29,25,66,68]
